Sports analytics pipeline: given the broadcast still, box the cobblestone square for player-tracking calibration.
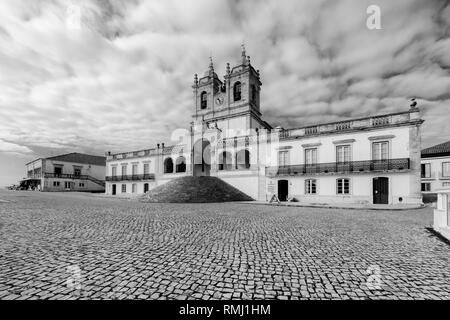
[0,190,448,300]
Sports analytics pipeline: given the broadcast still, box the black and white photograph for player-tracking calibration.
[0,0,449,312]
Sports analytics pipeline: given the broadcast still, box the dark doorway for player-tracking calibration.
[373,177,389,204]
[112,184,116,195]
[144,183,149,193]
[278,180,289,202]
[193,139,211,176]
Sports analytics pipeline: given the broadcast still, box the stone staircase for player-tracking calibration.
[139,176,253,203]
[86,176,105,187]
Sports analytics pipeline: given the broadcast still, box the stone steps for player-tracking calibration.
[139,176,253,203]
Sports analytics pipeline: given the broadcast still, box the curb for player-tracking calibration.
[238,201,426,211]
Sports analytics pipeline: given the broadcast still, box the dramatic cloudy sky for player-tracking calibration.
[0,0,449,186]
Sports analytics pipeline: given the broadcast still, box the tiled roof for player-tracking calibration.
[422,141,450,158]
[46,152,106,166]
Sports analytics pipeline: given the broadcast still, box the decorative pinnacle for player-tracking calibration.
[226,62,230,75]
[209,56,214,70]
[194,73,198,85]
[247,55,251,65]
[241,43,246,64]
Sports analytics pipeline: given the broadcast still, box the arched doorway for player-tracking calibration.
[176,156,186,173]
[236,149,250,169]
[164,158,174,173]
[193,139,211,176]
[278,180,289,202]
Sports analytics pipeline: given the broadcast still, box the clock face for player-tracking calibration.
[215,96,224,106]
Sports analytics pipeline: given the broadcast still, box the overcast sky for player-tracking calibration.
[0,0,449,186]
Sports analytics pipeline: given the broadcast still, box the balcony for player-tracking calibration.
[106,174,155,182]
[44,173,89,179]
[266,158,410,177]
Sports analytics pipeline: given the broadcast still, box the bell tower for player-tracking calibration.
[224,44,261,114]
[191,46,270,133]
[192,57,223,120]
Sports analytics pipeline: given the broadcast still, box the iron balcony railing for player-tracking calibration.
[266,158,410,177]
[105,174,155,182]
[44,173,89,179]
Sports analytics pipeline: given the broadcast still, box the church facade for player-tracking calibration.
[105,48,424,205]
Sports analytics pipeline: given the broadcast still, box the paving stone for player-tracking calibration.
[0,190,448,300]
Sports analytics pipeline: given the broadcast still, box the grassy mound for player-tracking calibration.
[139,176,253,203]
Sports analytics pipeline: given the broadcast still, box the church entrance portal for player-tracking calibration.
[193,139,211,176]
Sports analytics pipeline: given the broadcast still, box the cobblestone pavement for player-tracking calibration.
[0,190,449,300]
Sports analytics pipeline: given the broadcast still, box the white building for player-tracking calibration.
[105,48,424,205]
[421,141,450,202]
[23,152,106,192]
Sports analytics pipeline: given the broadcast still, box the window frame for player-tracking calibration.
[121,184,127,193]
[233,82,241,101]
[421,163,431,178]
[278,150,289,167]
[304,148,318,165]
[442,162,450,177]
[421,183,431,192]
[372,141,389,161]
[336,144,352,163]
[305,179,317,194]
[200,91,207,109]
[336,178,351,195]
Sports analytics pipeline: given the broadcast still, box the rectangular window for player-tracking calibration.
[53,181,60,187]
[64,181,71,189]
[442,182,450,187]
[121,165,127,176]
[278,151,289,166]
[336,145,351,163]
[421,183,431,192]
[74,168,81,176]
[305,148,317,165]
[79,183,84,187]
[421,163,431,178]
[132,184,137,193]
[144,163,149,174]
[54,166,62,176]
[121,184,126,193]
[372,141,389,160]
[442,162,450,177]
[337,178,350,194]
[132,164,138,175]
[112,166,117,176]
[305,179,317,194]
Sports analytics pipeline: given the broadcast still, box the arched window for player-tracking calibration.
[236,149,250,169]
[176,156,186,173]
[251,84,256,103]
[218,151,232,171]
[200,91,207,109]
[233,82,241,101]
[164,157,173,173]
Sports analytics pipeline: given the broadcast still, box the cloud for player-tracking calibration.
[0,139,33,156]
[0,0,448,171]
